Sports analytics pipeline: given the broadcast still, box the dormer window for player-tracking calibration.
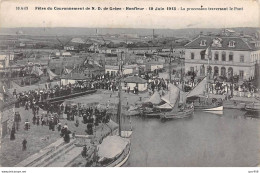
[228,40,235,47]
[200,40,207,46]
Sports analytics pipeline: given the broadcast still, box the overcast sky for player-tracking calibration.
[0,0,259,29]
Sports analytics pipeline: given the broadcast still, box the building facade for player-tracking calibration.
[122,76,148,92]
[184,34,260,80]
[105,64,139,76]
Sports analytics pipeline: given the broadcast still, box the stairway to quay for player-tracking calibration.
[15,120,118,167]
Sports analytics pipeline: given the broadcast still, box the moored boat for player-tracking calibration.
[88,52,132,167]
[223,97,260,110]
[204,110,224,115]
[159,107,194,121]
[245,102,260,113]
[143,84,194,121]
[96,130,132,167]
[186,77,223,111]
[199,105,223,111]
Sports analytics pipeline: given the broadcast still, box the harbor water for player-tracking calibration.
[125,109,260,167]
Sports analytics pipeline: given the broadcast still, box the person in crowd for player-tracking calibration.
[10,126,16,140]
[22,139,27,151]
[24,119,30,131]
[81,145,87,158]
[14,112,21,131]
[32,115,36,125]
[36,115,40,126]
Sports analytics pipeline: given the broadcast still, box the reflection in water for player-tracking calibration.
[244,111,260,119]
[125,109,260,167]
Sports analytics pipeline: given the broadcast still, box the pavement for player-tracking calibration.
[0,107,61,167]
[1,81,149,167]
[0,95,120,167]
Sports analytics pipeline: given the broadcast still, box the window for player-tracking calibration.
[229,41,235,47]
[200,65,205,76]
[191,52,194,59]
[190,67,194,72]
[214,52,219,61]
[229,53,233,61]
[200,51,205,60]
[240,55,244,63]
[222,52,226,61]
[239,70,244,79]
[200,40,207,46]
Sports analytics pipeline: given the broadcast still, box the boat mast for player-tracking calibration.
[206,46,210,95]
[117,51,123,137]
[169,55,171,84]
[169,46,172,84]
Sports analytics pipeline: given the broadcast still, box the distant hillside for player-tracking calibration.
[0,27,258,38]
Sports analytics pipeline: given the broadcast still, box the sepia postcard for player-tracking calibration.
[0,0,259,171]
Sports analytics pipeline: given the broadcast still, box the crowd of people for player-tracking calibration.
[207,81,259,99]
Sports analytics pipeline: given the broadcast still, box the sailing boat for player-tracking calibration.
[92,52,132,167]
[186,45,223,111]
[186,77,223,111]
[141,50,194,120]
[144,83,194,121]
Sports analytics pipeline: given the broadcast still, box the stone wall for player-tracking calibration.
[1,103,15,139]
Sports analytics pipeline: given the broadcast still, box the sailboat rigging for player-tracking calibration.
[186,45,223,111]
[89,51,132,167]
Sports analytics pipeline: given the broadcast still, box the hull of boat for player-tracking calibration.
[160,108,194,120]
[204,110,224,115]
[114,145,131,167]
[203,106,223,111]
[245,107,260,113]
[100,140,131,167]
[98,130,132,167]
[223,103,246,110]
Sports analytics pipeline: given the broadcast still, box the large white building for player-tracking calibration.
[184,34,260,80]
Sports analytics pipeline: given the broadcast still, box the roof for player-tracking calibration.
[184,35,255,51]
[61,73,91,80]
[123,76,147,84]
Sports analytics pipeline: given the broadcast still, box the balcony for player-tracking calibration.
[184,59,255,67]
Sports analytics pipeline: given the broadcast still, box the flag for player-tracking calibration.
[94,60,102,67]
[205,46,211,56]
[47,68,58,80]
[2,85,6,93]
[31,66,43,76]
